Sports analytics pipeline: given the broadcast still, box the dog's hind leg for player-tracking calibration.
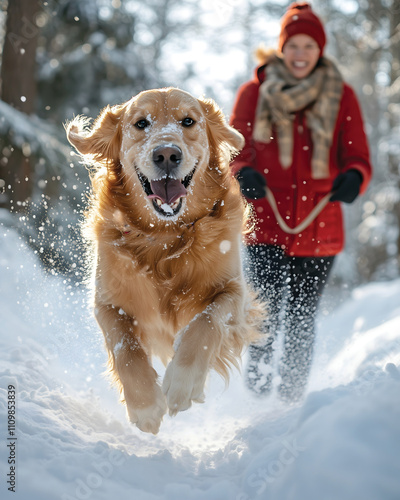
[94,304,166,434]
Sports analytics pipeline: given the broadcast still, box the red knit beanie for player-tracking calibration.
[278,3,326,56]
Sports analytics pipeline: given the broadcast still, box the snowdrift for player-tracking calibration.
[1,210,400,500]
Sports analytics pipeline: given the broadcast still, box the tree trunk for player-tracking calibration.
[0,0,40,211]
[388,0,400,268]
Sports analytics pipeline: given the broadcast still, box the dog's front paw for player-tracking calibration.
[162,358,206,416]
[126,384,167,434]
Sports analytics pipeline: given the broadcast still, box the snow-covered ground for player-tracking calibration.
[1,209,400,500]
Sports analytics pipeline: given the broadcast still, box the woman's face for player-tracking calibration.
[282,34,320,79]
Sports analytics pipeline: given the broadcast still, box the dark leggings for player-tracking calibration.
[245,244,335,401]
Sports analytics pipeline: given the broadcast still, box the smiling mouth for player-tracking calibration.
[136,166,196,217]
[293,61,308,68]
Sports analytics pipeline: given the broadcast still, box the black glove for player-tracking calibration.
[236,166,267,200]
[330,169,363,203]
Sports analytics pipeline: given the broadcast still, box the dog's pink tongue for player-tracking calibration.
[149,178,187,205]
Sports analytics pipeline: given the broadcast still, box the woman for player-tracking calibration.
[230,2,372,402]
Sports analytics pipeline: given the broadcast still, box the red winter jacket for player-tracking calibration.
[230,64,372,257]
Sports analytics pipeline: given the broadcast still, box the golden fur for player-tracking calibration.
[66,88,263,434]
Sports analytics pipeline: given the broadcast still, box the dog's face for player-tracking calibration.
[120,89,211,218]
[66,88,244,220]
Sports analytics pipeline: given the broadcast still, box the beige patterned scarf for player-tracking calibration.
[253,55,343,179]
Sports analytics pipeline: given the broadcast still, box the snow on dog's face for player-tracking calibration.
[120,89,210,218]
[66,87,244,220]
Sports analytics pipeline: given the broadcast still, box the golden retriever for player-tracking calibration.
[66,87,262,434]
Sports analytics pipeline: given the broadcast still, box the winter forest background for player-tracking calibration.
[0,0,400,291]
[1,2,400,499]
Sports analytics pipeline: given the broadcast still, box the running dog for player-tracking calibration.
[66,88,263,434]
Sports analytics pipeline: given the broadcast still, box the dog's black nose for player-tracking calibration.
[152,145,182,172]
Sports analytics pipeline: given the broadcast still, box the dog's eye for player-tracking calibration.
[181,117,195,128]
[134,119,150,130]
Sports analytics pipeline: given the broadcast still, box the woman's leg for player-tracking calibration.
[278,256,335,402]
[245,244,289,394]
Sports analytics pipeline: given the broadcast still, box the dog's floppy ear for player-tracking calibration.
[198,97,244,160]
[65,103,126,164]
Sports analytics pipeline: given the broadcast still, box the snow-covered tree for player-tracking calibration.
[1,0,399,285]
[310,0,400,283]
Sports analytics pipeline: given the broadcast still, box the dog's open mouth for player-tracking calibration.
[136,167,196,217]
